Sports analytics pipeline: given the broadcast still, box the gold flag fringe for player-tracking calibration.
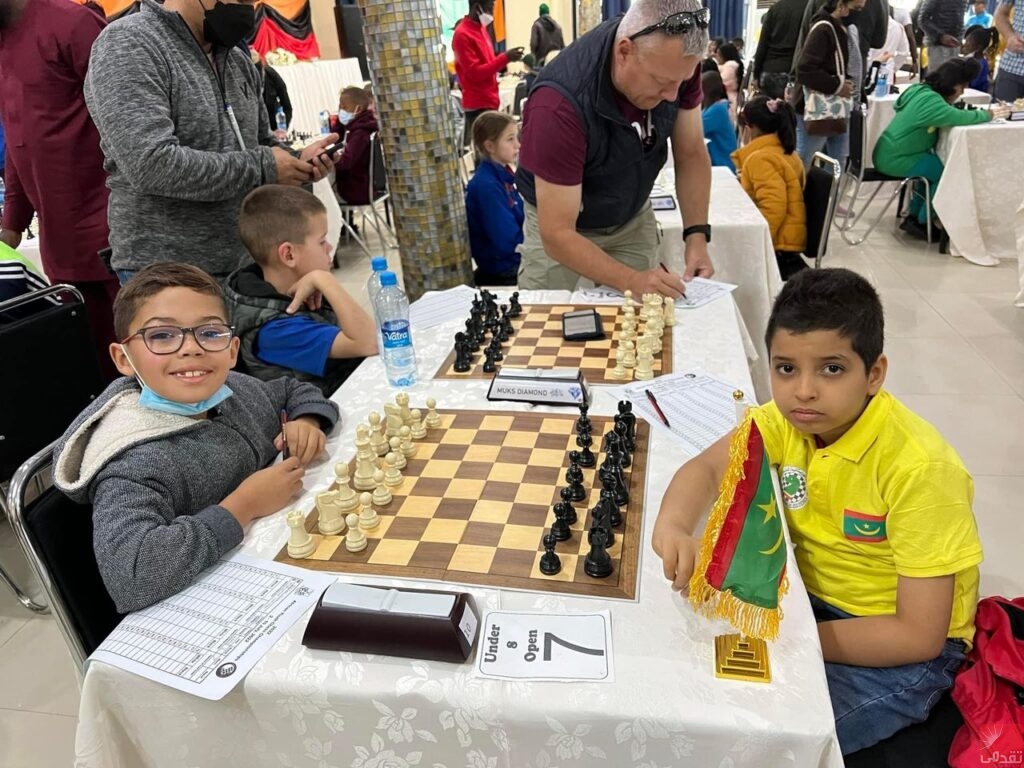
[687,412,788,642]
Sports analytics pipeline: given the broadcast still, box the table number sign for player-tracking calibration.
[475,611,613,682]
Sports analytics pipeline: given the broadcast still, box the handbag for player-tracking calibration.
[801,20,852,137]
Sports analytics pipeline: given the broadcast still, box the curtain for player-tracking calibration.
[708,0,744,41]
[602,0,630,20]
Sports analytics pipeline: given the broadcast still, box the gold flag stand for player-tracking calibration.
[714,634,772,683]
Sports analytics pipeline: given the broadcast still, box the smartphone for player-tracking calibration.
[317,141,344,158]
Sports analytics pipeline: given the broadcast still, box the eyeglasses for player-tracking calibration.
[121,324,235,355]
[628,8,711,41]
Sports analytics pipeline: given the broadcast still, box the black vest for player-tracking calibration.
[516,18,678,230]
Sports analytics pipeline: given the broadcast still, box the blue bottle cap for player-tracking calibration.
[379,271,398,286]
[371,256,388,271]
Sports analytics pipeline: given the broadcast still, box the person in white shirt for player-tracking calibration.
[869,12,913,75]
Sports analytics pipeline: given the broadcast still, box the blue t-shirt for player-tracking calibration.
[965,11,993,27]
[969,55,991,92]
[702,100,737,173]
[256,315,341,377]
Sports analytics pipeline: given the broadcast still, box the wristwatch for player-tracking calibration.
[683,224,712,244]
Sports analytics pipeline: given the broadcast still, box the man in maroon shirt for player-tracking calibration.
[0,0,119,379]
[516,0,715,298]
[453,1,523,148]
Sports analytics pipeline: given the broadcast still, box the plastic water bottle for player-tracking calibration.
[275,105,288,133]
[375,271,417,388]
[318,110,331,134]
[874,68,889,98]
[0,177,5,208]
[365,256,389,355]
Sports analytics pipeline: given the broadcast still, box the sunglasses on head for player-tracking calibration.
[628,8,711,41]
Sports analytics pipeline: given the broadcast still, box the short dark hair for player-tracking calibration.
[765,268,885,371]
[339,85,372,109]
[113,263,225,340]
[238,185,327,266]
[701,70,726,107]
[924,57,981,99]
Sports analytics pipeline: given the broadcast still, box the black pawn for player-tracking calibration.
[576,431,596,468]
[508,291,522,317]
[565,452,587,503]
[482,346,497,373]
[539,533,561,576]
[584,527,613,579]
[559,486,579,525]
[550,501,572,542]
[488,337,504,361]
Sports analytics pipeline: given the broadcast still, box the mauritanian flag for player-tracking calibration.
[688,412,789,641]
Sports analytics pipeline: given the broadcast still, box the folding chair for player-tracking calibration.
[804,152,843,267]
[836,108,932,246]
[8,440,123,673]
[0,284,105,613]
[337,132,397,257]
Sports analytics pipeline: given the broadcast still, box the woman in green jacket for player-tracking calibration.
[873,58,1006,237]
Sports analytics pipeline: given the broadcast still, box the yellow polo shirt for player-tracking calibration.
[752,390,983,645]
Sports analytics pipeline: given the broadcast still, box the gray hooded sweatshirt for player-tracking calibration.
[53,372,338,613]
[84,0,281,275]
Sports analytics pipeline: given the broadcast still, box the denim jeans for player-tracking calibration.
[796,114,849,172]
[809,594,966,755]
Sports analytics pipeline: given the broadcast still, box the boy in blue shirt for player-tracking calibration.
[225,186,378,396]
[965,0,994,28]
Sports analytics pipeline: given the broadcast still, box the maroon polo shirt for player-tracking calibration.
[0,0,111,282]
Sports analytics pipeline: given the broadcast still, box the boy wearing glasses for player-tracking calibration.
[53,263,339,613]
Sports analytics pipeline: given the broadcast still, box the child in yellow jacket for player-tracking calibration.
[731,96,808,280]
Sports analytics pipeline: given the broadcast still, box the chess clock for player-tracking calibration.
[561,308,605,341]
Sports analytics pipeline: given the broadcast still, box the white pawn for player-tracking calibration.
[634,339,654,381]
[344,513,367,552]
[610,347,628,381]
[368,411,389,456]
[622,338,636,368]
[623,289,635,310]
[372,469,392,506]
[409,408,427,439]
[384,451,404,487]
[424,397,442,429]
[286,510,316,559]
[358,492,380,530]
[334,462,360,512]
[399,426,417,458]
[663,295,677,327]
[388,436,407,468]
[316,490,346,536]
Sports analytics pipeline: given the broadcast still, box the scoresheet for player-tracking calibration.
[88,552,336,700]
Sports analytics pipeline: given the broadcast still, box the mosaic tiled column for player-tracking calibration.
[577,0,602,35]
[357,0,472,301]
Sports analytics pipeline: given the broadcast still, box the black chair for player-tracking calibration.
[844,691,963,768]
[804,152,843,267]
[0,284,106,613]
[8,440,123,672]
[337,131,397,259]
[836,107,932,245]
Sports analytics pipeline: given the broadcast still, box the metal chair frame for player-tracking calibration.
[807,152,844,267]
[337,131,397,257]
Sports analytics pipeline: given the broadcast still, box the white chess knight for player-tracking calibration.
[367,411,389,456]
[383,402,403,438]
[316,490,346,536]
[334,462,360,512]
[409,408,427,439]
[344,513,367,552]
[286,510,316,559]
[395,392,414,426]
[424,397,442,429]
[372,469,392,506]
[358,492,380,530]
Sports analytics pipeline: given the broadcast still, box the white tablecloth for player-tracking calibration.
[656,166,781,402]
[933,122,1024,281]
[864,88,992,170]
[75,290,841,768]
[274,59,366,136]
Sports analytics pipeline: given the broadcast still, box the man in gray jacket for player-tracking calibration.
[85,0,337,282]
[917,0,969,72]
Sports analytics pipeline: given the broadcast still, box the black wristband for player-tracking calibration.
[682,224,711,244]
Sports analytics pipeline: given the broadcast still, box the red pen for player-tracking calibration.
[280,409,290,460]
[645,389,671,429]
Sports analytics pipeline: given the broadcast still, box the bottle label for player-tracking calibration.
[381,320,411,349]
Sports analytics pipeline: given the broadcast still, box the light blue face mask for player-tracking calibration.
[338,109,356,125]
[121,346,234,417]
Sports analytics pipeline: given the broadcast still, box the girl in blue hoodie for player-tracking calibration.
[465,111,525,286]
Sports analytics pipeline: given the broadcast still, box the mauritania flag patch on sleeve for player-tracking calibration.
[843,509,888,542]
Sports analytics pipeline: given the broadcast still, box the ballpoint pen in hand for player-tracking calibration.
[280,409,290,460]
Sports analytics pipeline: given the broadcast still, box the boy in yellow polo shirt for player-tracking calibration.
[653,268,982,756]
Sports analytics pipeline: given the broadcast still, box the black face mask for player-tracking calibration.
[200,0,256,49]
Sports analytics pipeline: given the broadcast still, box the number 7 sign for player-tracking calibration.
[475,611,614,682]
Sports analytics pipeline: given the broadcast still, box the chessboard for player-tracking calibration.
[275,408,650,601]
[434,303,674,385]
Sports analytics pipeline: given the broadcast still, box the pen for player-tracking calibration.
[645,389,671,429]
[280,409,290,460]
[660,262,690,303]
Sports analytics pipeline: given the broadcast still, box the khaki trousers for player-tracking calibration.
[517,201,660,291]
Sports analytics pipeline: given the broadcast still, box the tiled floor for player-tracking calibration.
[1,219,1021,767]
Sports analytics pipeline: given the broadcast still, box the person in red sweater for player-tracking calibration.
[333,86,379,206]
[452,1,524,148]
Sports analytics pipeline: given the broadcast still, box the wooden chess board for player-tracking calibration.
[275,409,650,600]
[433,304,673,385]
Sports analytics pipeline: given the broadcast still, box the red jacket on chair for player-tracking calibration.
[949,596,1024,767]
[452,16,508,111]
[333,110,379,206]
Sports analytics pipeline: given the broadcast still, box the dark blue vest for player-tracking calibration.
[515,18,677,230]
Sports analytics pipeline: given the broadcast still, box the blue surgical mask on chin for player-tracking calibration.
[338,109,356,125]
[121,345,234,417]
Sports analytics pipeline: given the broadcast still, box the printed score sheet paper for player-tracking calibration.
[88,552,336,700]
